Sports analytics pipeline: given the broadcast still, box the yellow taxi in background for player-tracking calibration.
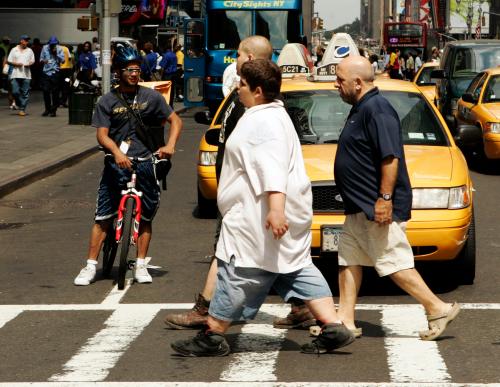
[456,67,500,159]
[196,74,476,284]
[412,62,439,103]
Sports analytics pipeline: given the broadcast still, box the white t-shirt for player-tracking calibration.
[222,61,240,97]
[216,100,313,273]
[7,45,34,79]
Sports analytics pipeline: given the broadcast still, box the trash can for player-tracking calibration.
[68,92,96,125]
[139,81,172,106]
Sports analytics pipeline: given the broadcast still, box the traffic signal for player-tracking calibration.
[318,17,324,30]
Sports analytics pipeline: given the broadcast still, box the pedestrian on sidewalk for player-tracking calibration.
[171,58,355,357]
[333,55,460,341]
[40,36,65,117]
[59,44,74,108]
[7,35,35,116]
[0,36,10,94]
[73,43,183,286]
[159,45,177,108]
[77,41,96,84]
[164,36,314,332]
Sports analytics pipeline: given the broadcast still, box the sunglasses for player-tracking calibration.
[122,67,141,74]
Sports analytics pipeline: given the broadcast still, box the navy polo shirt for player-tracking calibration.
[334,87,412,221]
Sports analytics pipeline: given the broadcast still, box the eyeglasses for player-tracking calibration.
[123,67,141,74]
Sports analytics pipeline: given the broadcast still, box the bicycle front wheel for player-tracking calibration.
[118,197,135,290]
[102,224,117,278]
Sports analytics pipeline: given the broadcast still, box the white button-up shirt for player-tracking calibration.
[216,100,313,273]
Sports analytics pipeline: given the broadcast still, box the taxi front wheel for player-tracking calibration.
[453,213,476,285]
[197,187,217,219]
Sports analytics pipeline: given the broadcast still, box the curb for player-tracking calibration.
[0,106,190,198]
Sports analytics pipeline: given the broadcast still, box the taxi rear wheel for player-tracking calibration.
[453,213,476,285]
[197,187,217,219]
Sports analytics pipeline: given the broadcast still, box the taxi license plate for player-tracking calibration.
[321,227,342,252]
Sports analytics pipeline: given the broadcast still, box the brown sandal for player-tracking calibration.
[419,302,461,341]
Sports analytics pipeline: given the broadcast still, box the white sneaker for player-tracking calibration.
[134,261,152,283]
[10,103,17,110]
[74,264,97,286]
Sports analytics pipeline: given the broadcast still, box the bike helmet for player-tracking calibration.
[112,43,142,69]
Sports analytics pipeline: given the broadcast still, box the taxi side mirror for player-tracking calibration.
[430,69,445,79]
[195,111,212,125]
[461,93,478,104]
[204,129,221,146]
[454,124,483,147]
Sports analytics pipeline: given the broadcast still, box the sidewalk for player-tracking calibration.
[0,90,186,197]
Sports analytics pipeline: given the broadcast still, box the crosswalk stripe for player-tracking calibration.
[382,306,450,383]
[0,307,22,329]
[48,305,160,382]
[220,304,289,382]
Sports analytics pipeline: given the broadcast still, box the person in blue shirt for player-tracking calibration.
[77,40,97,84]
[159,46,177,107]
[140,42,159,82]
[40,36,65,117]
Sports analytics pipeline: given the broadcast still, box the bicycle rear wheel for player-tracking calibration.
[102,224,117,278]
[118,197,135,290]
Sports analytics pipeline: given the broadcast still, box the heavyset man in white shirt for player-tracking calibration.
[171,58,355,357]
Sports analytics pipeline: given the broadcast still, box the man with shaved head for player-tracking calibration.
[164,36,323,332]
[334,56,460,341]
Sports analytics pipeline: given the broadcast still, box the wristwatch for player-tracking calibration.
[378,193,392,201]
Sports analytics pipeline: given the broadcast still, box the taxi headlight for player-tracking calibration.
[199,151,217,166]
[412,186,470,209]
[485,122,500,134]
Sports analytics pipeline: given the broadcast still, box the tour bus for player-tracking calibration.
[183,0,310,114]
[384,21,428,60]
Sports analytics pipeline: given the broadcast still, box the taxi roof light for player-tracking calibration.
[277,43,314,78]
[313,33,360,82]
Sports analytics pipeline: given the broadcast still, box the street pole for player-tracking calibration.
[101,0,112,95]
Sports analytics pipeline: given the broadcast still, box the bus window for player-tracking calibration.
[185,19,204,58]
[208,10,251,50]
[256,10,301,49]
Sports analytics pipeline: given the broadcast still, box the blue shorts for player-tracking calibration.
[209,258,332,322]
[94,158,160,222]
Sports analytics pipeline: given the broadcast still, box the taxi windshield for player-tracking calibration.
[282,89,448,146]
[482,75,500,103]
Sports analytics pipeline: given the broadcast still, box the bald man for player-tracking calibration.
[334,56,460,341]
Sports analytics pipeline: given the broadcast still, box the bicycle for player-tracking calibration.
[100,153,171,289]
[100,156,143,289]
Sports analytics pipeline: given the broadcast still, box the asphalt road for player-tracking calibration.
[0,110,499,386]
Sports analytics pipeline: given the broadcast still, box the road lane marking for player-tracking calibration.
[1,303,499,312]
[382,306,450,383]
[0,307,22,328]
[0,382,497,386]
[101,278,133,305]
[220,304,290,382]
[48,305,159,382]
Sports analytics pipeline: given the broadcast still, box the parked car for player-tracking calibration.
[413,62,438,103]
[432,40,500,131]
[196,76,477,284]
[457,67,500,159]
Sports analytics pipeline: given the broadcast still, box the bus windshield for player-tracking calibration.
[208,10,252,50]
[256,10,301,49]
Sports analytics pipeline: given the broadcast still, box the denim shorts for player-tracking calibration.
[94,158,160,222]
[209,258,332,322]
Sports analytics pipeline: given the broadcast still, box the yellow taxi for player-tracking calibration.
[196,65,476,285]
[456,67,500,159]
[412,62,439,103]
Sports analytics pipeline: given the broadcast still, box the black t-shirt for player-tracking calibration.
[92,86,172,158]
[215,90,246,182]
[334,87,412,221]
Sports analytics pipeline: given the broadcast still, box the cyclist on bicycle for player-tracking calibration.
[74,43,183,286]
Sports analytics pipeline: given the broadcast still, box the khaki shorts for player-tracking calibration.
[338,212,414,277]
